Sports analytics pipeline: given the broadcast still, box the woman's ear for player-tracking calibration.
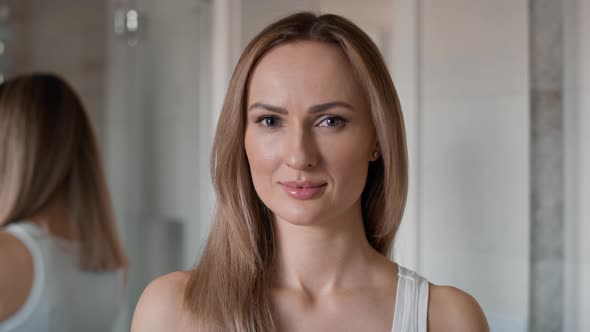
[370,150,380,161]
[370,142,380,161]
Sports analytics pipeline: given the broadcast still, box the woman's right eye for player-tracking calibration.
[256,116,281,128]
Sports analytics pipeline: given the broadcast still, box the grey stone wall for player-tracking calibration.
[530,0,564,331]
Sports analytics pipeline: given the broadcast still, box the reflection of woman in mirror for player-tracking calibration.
[133,12,488,332]
[0,74,127,331]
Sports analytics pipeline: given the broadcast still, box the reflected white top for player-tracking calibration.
[392,265,430,332]
[0,222,125,332]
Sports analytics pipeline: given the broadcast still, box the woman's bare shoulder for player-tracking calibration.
[428,283,489,332]
[131,271,195,332]
[0,230,34,320]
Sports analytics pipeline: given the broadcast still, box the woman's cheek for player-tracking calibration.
[246,132,282,177]
[321,137,370,187]
[321,134,368,164]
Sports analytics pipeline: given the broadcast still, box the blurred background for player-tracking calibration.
[1,0,588,331]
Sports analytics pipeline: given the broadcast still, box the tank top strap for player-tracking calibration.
[391,265,429,332]
[0,223,46,331]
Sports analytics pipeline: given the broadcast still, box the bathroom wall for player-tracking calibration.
[564,0,590,330]
[389,1,530,329]
[5,0,107,141]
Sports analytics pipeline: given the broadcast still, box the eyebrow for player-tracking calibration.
[247,101,354,114]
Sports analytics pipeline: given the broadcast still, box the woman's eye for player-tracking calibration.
[318,116,345,128]
[256,116,281,127]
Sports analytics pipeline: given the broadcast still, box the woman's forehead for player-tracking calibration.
[247,41,365,107]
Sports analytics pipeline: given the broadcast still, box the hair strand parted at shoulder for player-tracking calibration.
[185,12,408,331]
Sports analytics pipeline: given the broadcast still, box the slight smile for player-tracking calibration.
[280,181,327,200]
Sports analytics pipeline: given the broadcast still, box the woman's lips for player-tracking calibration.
[280,182,327,200]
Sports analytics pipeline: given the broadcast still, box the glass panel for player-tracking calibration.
[104,0,209,329]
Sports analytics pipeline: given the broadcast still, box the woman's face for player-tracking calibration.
[245,40,378,226]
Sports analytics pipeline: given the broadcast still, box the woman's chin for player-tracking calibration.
[273,208,329,227]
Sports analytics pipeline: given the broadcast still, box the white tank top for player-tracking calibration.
[0,222,125,332]
[391,265,430,332]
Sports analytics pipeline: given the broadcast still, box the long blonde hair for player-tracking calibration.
[185,12,408,331]
[0,73,127,272]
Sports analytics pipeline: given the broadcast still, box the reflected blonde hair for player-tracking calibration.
[185,12,408,331]
[0,73,127,271]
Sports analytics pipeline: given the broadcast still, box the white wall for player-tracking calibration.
[579,10,590,324]
[579,1,590,327]
[390,0,421,272]
[564,0,579,330]
[392,1,530,330]
[564,0,590,330]
[579,3,590,330]
[564,0,590,331]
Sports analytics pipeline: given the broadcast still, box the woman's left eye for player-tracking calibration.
[318,116,346,128]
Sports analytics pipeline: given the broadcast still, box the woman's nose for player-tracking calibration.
[283,127,319,170]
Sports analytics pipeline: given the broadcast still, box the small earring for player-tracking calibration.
[372,151,380,160]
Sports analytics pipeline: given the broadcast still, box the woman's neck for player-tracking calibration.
[272,202,382,295]
[29,192,76,240]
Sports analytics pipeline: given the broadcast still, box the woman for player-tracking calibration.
[132,12,489,331]
[0,73,128,331]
